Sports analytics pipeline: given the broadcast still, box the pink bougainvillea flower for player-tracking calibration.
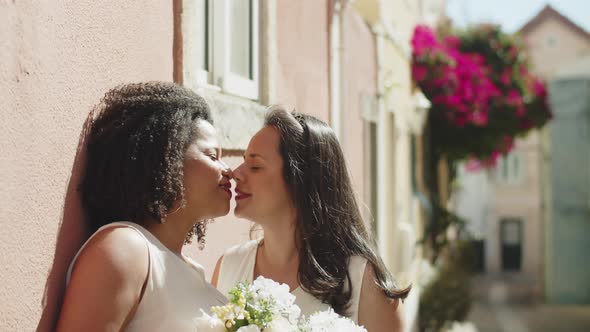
[483,151,501,168]
[412,65,428,82]
[443,35,461,49]
[506,89,524,108]
[471,110,489,126]
[532,78,547,98]
[465,158,483,172]
[500,68,512,85]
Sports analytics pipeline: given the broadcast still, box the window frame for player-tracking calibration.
[193,0,260,100]
[495,151,525,184]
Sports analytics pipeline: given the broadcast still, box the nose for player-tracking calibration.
[219,160,233,178]
[221,166,233,179]
[233,163,245,183]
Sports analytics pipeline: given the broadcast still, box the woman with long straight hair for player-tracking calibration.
[213,106,410,331]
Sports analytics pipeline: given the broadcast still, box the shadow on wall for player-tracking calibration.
[36,115,93,332]
[36,3,184,328]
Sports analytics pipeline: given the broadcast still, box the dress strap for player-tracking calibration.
[217,239,260,296]
[65,221,150,285]
[347,256,368,323]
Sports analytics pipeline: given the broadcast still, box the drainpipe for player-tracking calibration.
[374,23,390,260]
[330,0,346,140]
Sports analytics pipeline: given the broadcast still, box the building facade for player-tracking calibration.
[521,4,590,303]
[454,4,590,303]
[1,1,445,330]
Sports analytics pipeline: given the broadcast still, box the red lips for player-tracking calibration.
[235,187,252,201]
[219,182,232,197]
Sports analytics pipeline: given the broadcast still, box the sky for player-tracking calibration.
[446,0,590,33]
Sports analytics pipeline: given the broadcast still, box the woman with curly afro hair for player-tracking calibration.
[57,82,231,331]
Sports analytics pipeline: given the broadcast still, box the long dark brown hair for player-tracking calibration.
[264,106,411,316]
[81,82,212,246]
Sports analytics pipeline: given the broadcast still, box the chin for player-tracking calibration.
[234,206,244,218]
[207,202,230,219]
[233,206,251,220]
[218,203,231,217]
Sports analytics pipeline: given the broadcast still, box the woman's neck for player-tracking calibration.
[254,213,300,290]
[145,213,196,256]
[258,208,299,265]
[260,223,299,267]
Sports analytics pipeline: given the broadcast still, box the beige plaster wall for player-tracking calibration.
[342,5,377,213]
[275,0,331,122]
[0,1,175,330]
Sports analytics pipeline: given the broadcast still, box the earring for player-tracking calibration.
[160,199,185,223]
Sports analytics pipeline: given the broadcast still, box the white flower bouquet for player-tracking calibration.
[195,276,366,332]
[302,309,367,332]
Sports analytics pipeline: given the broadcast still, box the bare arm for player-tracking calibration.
[358,264,405,332]
[56,227,149,332]
[211,255,224,287]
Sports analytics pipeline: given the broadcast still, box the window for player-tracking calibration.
[194,0,211,84]
[500,218,523,271]
[366,122,378,234]
[495,151,525,184]
[411,135,417,192]
[192,0,259,100]
[546,36,558,48]
[361,93,379,234]
[471,239,485,273]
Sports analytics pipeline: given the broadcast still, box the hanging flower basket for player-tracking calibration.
[412,24,552,164]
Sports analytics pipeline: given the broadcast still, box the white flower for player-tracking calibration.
[211,303,247,324]
[264,316,298,332]
[251,276,301,323]
[205,277,305,331]
[251,276,295,308]
[193,310,225,332]
[286,305,302,324]
[305,309,367,332]
[236,325,261,332]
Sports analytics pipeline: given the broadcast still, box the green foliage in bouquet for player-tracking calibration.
[227,282,275,330]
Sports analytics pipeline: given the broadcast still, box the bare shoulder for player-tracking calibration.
[358,264,404,332]
[57,225,150,331]
[75,226,149,276]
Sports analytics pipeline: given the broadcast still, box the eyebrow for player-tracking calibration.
[243,153,265,160]
[204,146,220,154]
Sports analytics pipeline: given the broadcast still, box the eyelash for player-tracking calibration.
[209,155,218,161]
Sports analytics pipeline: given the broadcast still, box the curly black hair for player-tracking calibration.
[81,81,213,247]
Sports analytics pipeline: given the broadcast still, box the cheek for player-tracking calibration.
[184,160,219,191]
[258,171,291,204]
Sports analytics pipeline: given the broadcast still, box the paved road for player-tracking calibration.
[469,300,590,332]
